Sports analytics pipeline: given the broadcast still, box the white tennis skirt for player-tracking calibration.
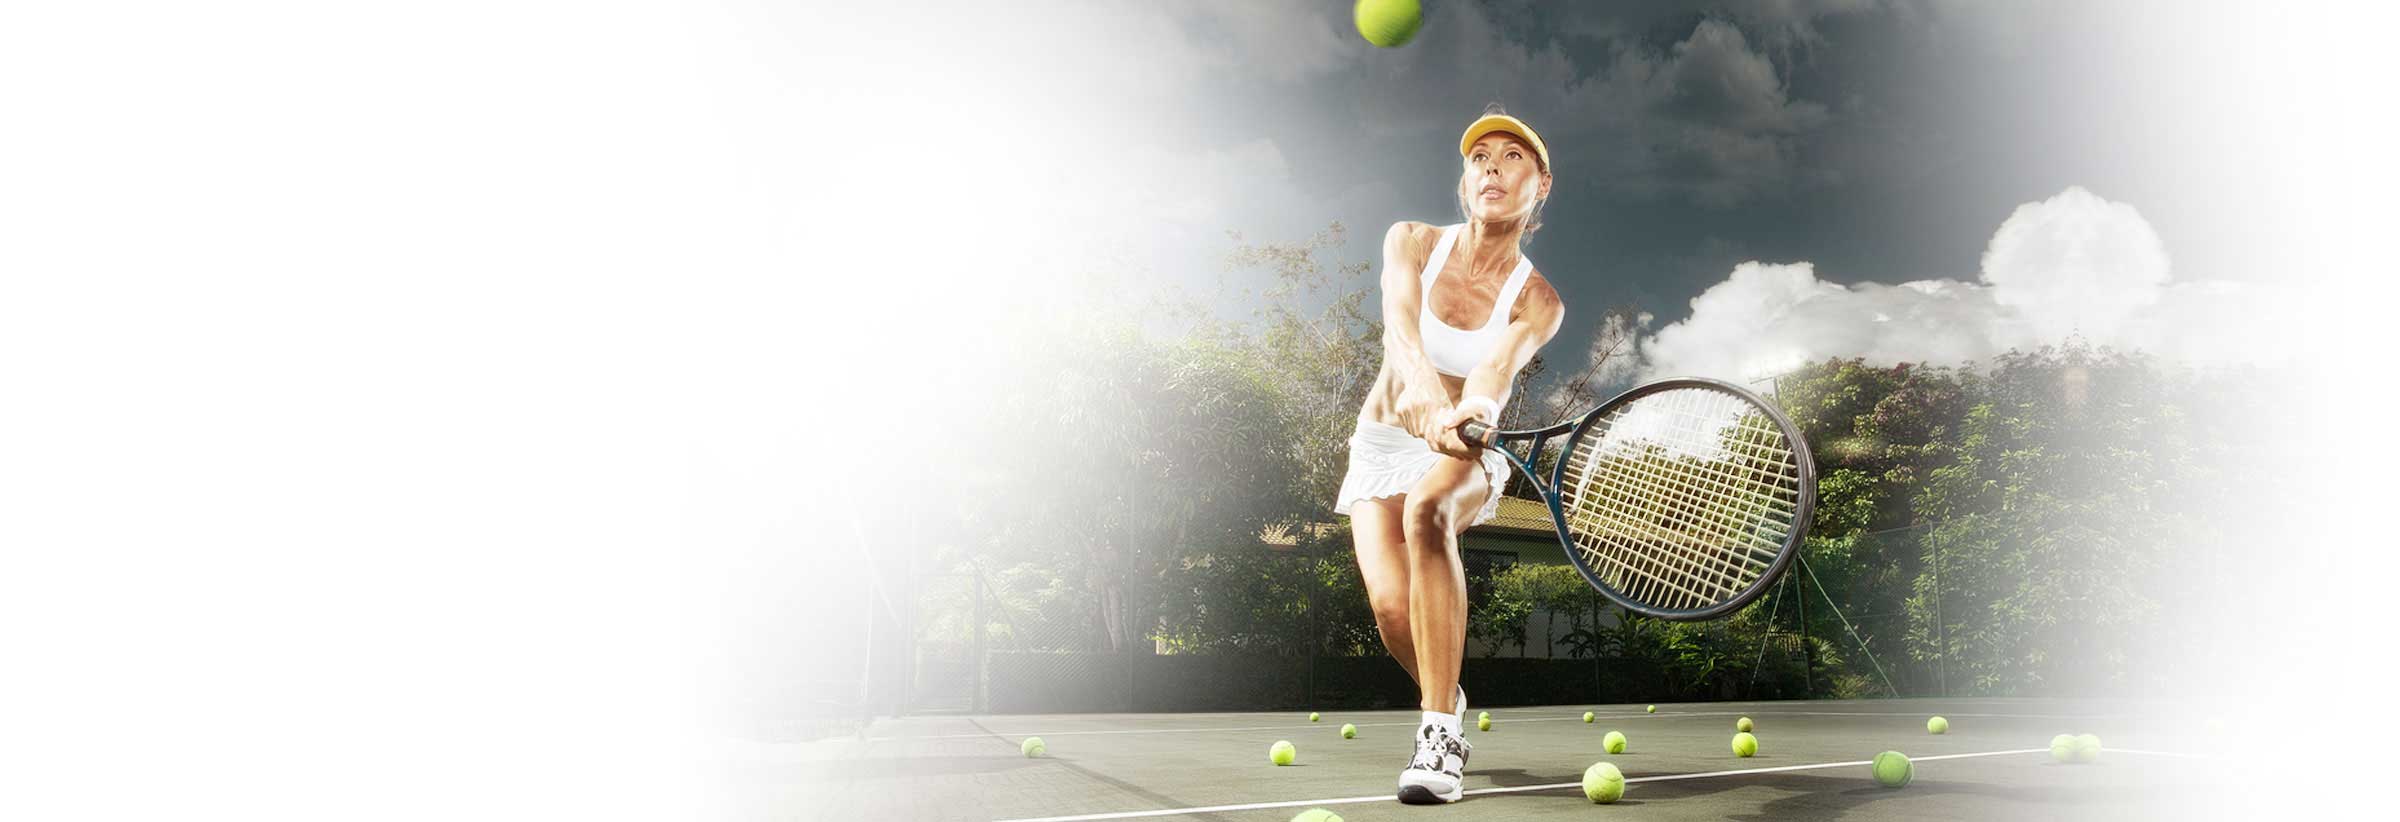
[1333,417,1512,527]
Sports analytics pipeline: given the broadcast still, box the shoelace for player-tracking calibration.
[1408,726,1464,771]
[1409,737,1443,770]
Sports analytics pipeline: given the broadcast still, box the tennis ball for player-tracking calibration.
[1736,716,1754,733]
[1581,761,1626,803]
[1603,730,1627,754]
[2071,734,2101,763]
[1927,716,1949,735]
[1731,732,1758,757]
[1270,740,1297,766]
[1352,0,1422,48]
[1583,711,1596,723]
[1478,710,1491,720]
[1871,750,1913,788]
[1647,705,1657,713]
[1309,712,1320,722]
[1290,809,1343,822]
[1341,723,1357,739]
[2050,734,2075,763]
[1021,737,1045,757]
[1477,715,1492,732]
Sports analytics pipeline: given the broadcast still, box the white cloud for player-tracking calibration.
[1981,186,2172,340]
[1638,186,2295,382]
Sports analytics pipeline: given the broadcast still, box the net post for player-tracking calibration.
[1797,560,1813,698]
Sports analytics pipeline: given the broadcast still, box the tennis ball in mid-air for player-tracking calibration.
[1582,761,1626,803]
[1352,0,1422,48]
[2071,734,2102,763]
[1871,750,1913,788]
[1647,705,1657,713]
[1583,711,1596,723]
[1021,737,1046,757]
[1732,732,1759,757]
[2050,734,2075,763]
[1341,723,1357,739]
[1477,715,1492,732]
[1927,716,1949,734]
[1603,730,1627,754]
[1290,809,1343,822]
[1270,740,1297,766]
[1736,716,1754,733]
[1309,712,1320,722]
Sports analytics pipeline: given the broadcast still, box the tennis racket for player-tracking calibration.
[1460,377,1815,621]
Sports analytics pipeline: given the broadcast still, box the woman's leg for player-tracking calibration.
[1401,456,1493,716]
[1350,495,1421,689]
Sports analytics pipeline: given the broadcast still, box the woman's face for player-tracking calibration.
[1459,132,1549,224]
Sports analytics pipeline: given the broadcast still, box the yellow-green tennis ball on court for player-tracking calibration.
[1021,737,1045,757]
[1603,730,1627,754]
[1871,750,1913,788]
[2071,734,2101,764]
[1737,716,1754,733]
[1927,716,1949,734]
[1582,761,1626,803]
[1584,711,1596,723]
[2050,734,2075,763]
[1290,809,1343,822]
[1732,732,1758,757]
[1647,705,1657,713]
[1341,723,1357,739]
[1478,715,1492,732]
[1352,0,1422,48]
[1270,740,1297,766]
[1309,712,1320,722]
[1478,710,1491,720]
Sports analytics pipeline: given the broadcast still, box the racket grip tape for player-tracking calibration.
[1460,419,1494,446]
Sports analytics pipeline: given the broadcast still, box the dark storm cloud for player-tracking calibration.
[1091,1,2244,380]
[1325,4,1843,209]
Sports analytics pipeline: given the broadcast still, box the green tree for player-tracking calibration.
[1905,343,2221,696]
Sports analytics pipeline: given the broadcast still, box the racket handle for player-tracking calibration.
[1460,419,1494,447]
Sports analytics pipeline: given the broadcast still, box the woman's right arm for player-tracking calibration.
[1379,221,1456,445]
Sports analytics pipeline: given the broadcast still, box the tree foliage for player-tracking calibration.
[940,223,2238,702]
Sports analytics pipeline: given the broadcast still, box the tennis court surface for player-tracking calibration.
[722,697,2233,820]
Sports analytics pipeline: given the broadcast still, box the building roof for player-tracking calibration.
[1476,496,1557,536]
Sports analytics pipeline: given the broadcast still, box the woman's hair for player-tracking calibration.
[1456,102,1549,243]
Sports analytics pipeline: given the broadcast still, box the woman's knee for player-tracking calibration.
[1400,494,1454,547]
[1370,595,1411,631]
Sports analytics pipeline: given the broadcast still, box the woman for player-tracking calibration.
[1333,104,1566,805]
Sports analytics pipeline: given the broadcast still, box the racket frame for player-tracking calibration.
[1467,377,1816,621]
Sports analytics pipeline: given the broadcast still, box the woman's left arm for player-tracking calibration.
[1431,278,1565,457]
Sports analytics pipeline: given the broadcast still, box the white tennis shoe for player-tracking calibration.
[1396,719,1471,804]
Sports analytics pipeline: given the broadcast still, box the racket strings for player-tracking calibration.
[1555,387,1802,612]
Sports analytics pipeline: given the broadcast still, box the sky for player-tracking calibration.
[757,0,2329,386]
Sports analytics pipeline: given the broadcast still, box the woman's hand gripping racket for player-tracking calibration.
[1460,377,1816,621]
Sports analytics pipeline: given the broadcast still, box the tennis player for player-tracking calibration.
[1333,104,1566,805]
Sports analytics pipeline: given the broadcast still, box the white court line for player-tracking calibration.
[2101,747,2214,759]
[866,721,1425,742]
[874,708,2110,743]
[987,747,2187,822]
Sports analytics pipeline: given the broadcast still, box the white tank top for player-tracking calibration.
[1418,223,1534,378]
